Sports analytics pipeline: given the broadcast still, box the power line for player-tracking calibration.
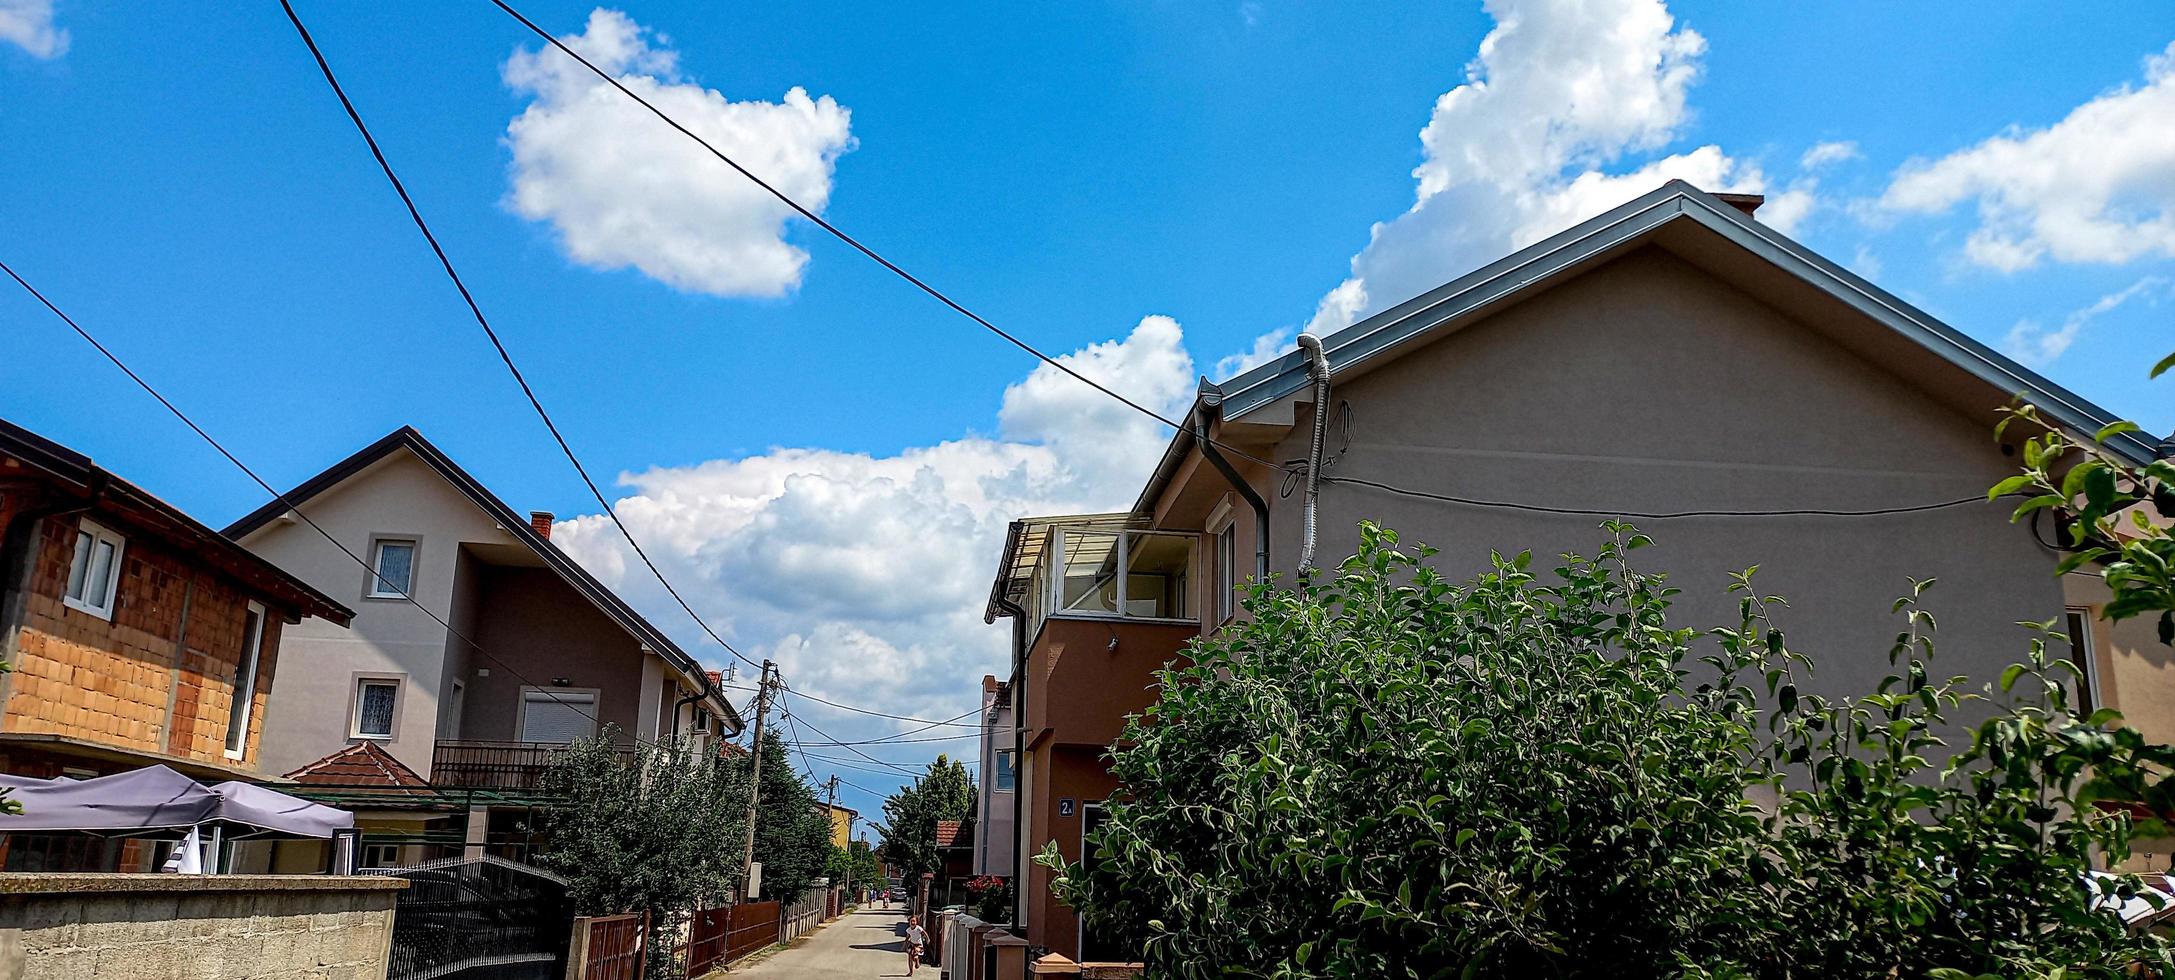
[757,681,982,729]
[482,0,1197,442]
[782,708,925,777]
[478,0,1999,528]
[277,0,763,675]
[0,257,663,750]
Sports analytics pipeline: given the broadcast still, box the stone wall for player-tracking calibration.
[0,873,405,980]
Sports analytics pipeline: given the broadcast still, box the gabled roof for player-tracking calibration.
[934,819,965,849]
[1213,180,2160,466]
[0,416,353,626]
[222,426,742,733]
[284,740,430,791]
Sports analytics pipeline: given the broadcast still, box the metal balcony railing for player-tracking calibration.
[429,739,634,791]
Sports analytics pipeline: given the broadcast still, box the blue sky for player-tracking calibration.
[4,0,2171,811]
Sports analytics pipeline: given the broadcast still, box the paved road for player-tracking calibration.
[724,903,936,979]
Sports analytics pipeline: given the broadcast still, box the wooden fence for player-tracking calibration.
[573,912,647,980]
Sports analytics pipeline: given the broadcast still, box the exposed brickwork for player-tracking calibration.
[4,512,291,771]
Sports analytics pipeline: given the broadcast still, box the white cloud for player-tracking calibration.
[1310,0,1779,333]
[1212,328,1292,380]
[553,317,1200,740]
[1799,140,1860,171]
[2002,276,2167,368]
[0,0,67,59]
[1879,41,2175,272]
[502,9,855,297]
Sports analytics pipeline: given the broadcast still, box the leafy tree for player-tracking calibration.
[1994,406,2175,649]
[725,730,836,906]
[1045,523,2175,979]
[879,754,976,886]
[538,729,745,975]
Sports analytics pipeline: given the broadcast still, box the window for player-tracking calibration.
[224,602,266,759]
[359,843,400,870]
[62,519,125,620]
[367,539,416,598]
[353,680,399,739]
[994,750,1016,792]
[519,689,598,743]
[2065,607,2099,713]
[1214,524,1237,623]
[1049,529,1195,622]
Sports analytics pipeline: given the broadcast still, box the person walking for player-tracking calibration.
[903,918,929,974]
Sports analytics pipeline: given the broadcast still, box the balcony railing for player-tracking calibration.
[430,739,634,791]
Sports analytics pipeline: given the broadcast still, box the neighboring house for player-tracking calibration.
[0,417,353,870]
[984,181,2170,958]
[220,426,743,869]
[972,673,1014,878]
[934,818,975,908]
[817,800,856,850]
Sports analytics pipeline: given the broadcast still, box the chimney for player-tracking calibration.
[530,511,555,540]
[1714,192,1764,218]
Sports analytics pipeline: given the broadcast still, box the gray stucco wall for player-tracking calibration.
[0,873,403,980]
[1263,246,2064,714]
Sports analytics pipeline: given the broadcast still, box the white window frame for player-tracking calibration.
[365,537,419,599]
[2065,606,2102,713]
[351,678,402,740]
[1046,528,1201,626]
[359,843,400,870]
[993,749,1016,792]
[62,518,127,621]
[224,601,267,759]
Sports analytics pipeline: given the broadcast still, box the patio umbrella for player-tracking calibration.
[206,781,353,839]
[0,765,219,833]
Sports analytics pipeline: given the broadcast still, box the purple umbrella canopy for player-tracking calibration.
[0,765,351,838]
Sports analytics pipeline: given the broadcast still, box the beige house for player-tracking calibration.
[222,426,742,867]
[988,181,2171,957]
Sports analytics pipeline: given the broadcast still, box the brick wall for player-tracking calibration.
[3,512,285,770]
[0,873,404,979]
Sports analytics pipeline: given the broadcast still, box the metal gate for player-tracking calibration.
[365,855,575,980]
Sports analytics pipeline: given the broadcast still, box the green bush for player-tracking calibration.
[1045,523,2175,979]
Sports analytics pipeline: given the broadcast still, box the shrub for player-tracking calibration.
[1045,523,2175,979]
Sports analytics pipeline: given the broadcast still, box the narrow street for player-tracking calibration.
[723,903,937,979]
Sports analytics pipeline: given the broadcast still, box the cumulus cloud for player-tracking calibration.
[553,317,1200,742]
[1879,41,2175,272]
[2002,277,2168,368]
[0,0,67,59]
[1799,140,1860,171]
[502,9,855,297]
[1306,0,1780,334]
[1213,328,1294,379]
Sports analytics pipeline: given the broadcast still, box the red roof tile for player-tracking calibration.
[935,819,963,848]
[285,741,430,790]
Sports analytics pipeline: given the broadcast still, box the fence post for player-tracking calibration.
[1029,953,1081,977]
[988,933,1029,980]
[565,917,591,980]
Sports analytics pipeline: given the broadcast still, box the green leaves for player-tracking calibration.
[1048,522,2175,980]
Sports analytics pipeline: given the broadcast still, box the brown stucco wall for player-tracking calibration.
[0,873,403,979]
[1,509,286,773]
[1017,617,1196,956]
[1255,246,2063,715]
[458,565,645,744]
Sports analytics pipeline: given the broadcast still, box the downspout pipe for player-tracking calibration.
[1294,333,1332,573]
[992,594,1028,927]
[1192,416,1270,582]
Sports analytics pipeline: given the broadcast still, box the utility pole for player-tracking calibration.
[738,660,775,903]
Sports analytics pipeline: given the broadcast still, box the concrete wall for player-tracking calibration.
[1250,246,2064,716]
[241,450,513,778]
[0,873,404,980]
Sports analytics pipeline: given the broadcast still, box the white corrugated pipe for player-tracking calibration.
[1296,331,1331,573]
